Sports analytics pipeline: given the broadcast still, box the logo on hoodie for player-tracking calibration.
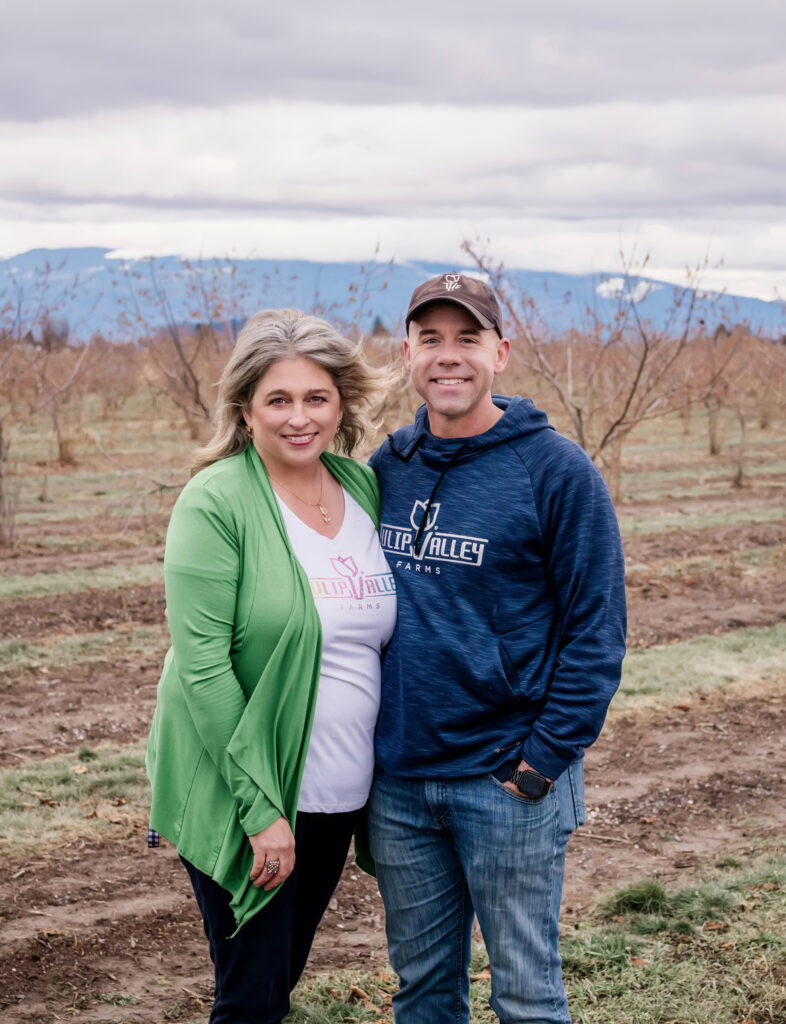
[380,501,487,568]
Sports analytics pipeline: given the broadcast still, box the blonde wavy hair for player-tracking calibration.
[193,309,393,473]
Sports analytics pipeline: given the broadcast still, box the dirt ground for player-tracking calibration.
[2,689,784,1022]
[1,486,785,1021]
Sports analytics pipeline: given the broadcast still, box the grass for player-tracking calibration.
[15,474,177,509]
[16,525,168,552]
[279,855,786,1024]
[624,476,786,505]
[13,496,176,525]
[560,857,786,1023]
[625,457,786,487]
[0,742,149,854]
[615,622,786,711]
[619,503,786,537]
[0,624,169,674]
[0,561,164,600]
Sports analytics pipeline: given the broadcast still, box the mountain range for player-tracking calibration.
[1,247,784,342]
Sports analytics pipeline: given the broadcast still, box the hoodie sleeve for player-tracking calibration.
[520,438,627,780]
[164,482,281,836]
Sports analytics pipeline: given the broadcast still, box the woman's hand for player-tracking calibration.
[248,817,295,891]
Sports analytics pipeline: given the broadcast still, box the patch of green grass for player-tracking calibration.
[0,561,163,600]
[282,855,786,1024]
[672,882,735,922]
[560,858,786,1023]
[0,624,169,673]
[600,880,670,917]
[614,623,786,712]
[625,477,786,504]
[619,503,786,537]
[715,855,743,869]
[0,742,149,854]
[97,992,140,1006]
[26,526,169,552]
[625,457,786,489]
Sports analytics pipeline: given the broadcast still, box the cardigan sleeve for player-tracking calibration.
[164,481,282,836]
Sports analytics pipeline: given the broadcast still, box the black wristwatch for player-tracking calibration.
[507,765,552,799]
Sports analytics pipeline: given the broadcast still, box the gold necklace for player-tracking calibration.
[268,465,331,523]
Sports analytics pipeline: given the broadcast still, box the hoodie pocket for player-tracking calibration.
[498,611,555,703]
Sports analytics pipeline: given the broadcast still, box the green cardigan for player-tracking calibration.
[146,445,380,932]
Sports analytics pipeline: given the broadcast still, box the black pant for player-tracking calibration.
[182,809,357,1024]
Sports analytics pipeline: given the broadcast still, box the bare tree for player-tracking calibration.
[462,242,728,501]
[31,344,95,465]
[0,262,82,543]
[112,256,267,438]
[0,332,38,544]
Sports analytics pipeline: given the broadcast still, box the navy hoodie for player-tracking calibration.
[369,395,627,782]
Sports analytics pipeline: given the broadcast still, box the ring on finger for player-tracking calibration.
[265,858,280,875]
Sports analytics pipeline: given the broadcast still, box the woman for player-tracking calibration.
[146,309,397,1023]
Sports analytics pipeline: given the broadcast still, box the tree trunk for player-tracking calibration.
[52,400,76,466]
[0,418,14,547]
[732,406,746,488]
[706,396,722,455]
[601,437,624,506]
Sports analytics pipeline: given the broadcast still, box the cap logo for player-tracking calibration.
[444,273,462,291]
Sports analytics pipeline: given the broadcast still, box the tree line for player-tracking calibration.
[1,253,784,544]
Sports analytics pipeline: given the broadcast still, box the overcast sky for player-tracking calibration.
[2,0,785,298]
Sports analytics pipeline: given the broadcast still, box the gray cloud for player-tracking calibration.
[3,0,786,121]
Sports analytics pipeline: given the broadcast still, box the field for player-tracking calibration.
[0,394,784,1024]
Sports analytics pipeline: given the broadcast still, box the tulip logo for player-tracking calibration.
[410,500,440,533]
[444,273,461,291]
[330,556,365,600]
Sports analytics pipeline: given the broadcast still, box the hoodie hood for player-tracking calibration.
[386,395,554,467]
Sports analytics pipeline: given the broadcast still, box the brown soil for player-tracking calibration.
[1,481,785,1020]
[623,518,785,565]
[10,513,170,544]
[2,513,783,765]
[0,545,164,581]
[0,656,162,764]
[2,689,784,1022]
[0,584,166,642]
[626,564,786,647]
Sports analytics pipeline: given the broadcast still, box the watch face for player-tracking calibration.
[517,771,549,798]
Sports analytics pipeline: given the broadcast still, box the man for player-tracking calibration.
[368,272,627,1024]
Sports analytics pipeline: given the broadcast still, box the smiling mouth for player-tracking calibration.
[433,377,468,385]
[284,433,317,445]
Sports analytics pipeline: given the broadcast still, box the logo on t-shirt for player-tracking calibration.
[309,555,396,601]
[380,501,488,568]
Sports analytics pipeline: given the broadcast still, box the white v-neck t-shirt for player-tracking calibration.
[276,489,397,812]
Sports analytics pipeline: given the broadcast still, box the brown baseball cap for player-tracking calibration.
[405,272,503,337]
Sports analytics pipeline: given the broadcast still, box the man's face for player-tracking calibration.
[404,302,510,438]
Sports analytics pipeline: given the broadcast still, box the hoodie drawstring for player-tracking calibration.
[412,446,467,556]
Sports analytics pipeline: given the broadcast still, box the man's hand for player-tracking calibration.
[248,817,295,891]
[503,760,552,796]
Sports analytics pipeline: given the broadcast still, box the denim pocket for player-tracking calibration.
[488,773,552,807]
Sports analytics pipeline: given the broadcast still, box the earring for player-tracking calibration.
[245,423,253,437]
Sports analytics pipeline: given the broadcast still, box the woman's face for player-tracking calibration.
[243,356,342,476]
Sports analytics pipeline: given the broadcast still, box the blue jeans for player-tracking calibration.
[368,760,585,1024]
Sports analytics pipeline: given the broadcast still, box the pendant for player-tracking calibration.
[317,504,331,524]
